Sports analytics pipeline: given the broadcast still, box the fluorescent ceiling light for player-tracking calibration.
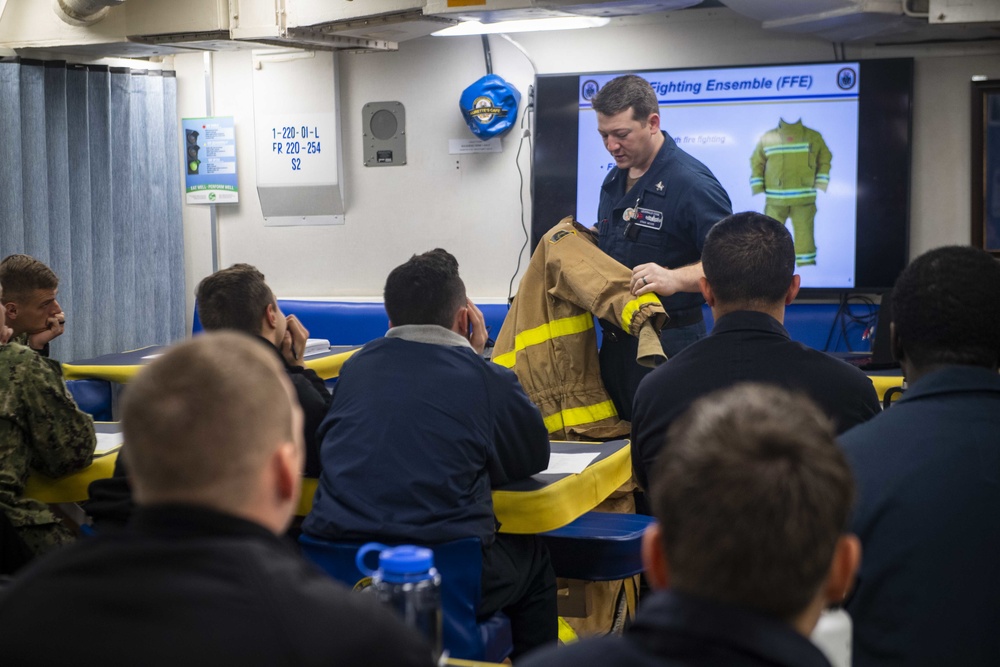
[432,16,610,37]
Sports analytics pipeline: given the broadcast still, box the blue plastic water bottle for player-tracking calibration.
[357,543,443,658]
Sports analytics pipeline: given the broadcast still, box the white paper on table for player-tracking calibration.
[304,338,331,357]
[540,452,600,475]
[95,431,124,456]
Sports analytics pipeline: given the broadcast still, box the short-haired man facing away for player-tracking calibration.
[841,246,1000,666]
[521,384,861,667]
[0,254,66,356]
[631,211,880,493]
[86,263,332,528]
[0,279,95,561]
[194,263,331,477]
[0,333,435,667]
[303,249,557,659]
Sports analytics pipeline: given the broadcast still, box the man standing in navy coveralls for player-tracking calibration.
[840,246,1000,666]
[592,74,732,420]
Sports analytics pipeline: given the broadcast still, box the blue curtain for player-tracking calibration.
[0,59,184,360]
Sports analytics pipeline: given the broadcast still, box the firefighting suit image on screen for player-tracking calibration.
[750,119,832,266]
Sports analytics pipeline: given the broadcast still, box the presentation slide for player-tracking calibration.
[575,62,861,289]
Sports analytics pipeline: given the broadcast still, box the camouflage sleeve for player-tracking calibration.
[17,350,96,478]
[11,332,49,357]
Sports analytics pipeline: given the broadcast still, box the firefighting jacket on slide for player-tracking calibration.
[493,217,668,440]
[749,119,832,206]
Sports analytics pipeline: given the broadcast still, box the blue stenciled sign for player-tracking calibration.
[256,113,336,187]
[183,116,238,204]
[269,123,322,171]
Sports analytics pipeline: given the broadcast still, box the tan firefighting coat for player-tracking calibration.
[493,217,667,440]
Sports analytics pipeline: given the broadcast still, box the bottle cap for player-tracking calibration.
[379,545,434,583]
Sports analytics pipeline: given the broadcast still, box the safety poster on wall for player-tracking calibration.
[182,116,239,204]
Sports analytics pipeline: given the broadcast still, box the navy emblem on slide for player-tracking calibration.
[836,67,857,91]
[581,79,599,101]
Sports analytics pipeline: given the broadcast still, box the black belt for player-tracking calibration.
[663,306,704,330]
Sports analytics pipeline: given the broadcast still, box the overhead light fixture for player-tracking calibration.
[432,16,610,37]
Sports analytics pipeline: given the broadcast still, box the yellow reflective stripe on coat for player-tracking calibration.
[492,313,594,368]
[620,293,661,332]
[542,400,618,433]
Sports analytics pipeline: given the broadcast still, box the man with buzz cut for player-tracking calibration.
[304,248,557,659]
[841,246,1000,666]
[591,74,732,420]
[0,333,435,667]
[520,383,861,667]
[0,274,95,563]
[0,254,67,356]
[630,211,879,494]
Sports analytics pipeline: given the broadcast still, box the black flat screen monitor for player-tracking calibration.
[531,58,913,293]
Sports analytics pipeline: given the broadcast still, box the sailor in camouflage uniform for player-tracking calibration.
[1,259,95,558]
[1,254,66,356]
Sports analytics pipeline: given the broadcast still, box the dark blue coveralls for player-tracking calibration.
[596,132,731,421]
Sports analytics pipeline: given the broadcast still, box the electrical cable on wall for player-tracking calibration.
[481,35,493,75]
[823,293,877,352]
[456,33,537,308]
[508,100,533,305]
[494,34,537,307]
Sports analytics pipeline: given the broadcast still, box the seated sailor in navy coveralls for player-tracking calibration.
[521,384,861,667]
[304,249,557,660]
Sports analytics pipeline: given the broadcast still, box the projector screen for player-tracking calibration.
[531,59,913,293]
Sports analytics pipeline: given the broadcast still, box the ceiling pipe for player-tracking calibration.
[54,0,127,27]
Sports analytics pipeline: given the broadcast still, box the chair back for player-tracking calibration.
[298,534,508,661]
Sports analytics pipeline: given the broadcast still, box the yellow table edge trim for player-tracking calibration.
[62,364,146,383]
[32,438,630,534]
[62,347,361,383]
[492,441,632,534]
[304,347,361,380]
[868,375,904,402]
[62,345,163,382]
[296,441,631,530]
[25,451,119,504]
[298,477,319,517]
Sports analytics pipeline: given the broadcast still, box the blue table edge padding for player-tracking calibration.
[193,299,877,353]
[192,299,512,348]
[540,512,656,582]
